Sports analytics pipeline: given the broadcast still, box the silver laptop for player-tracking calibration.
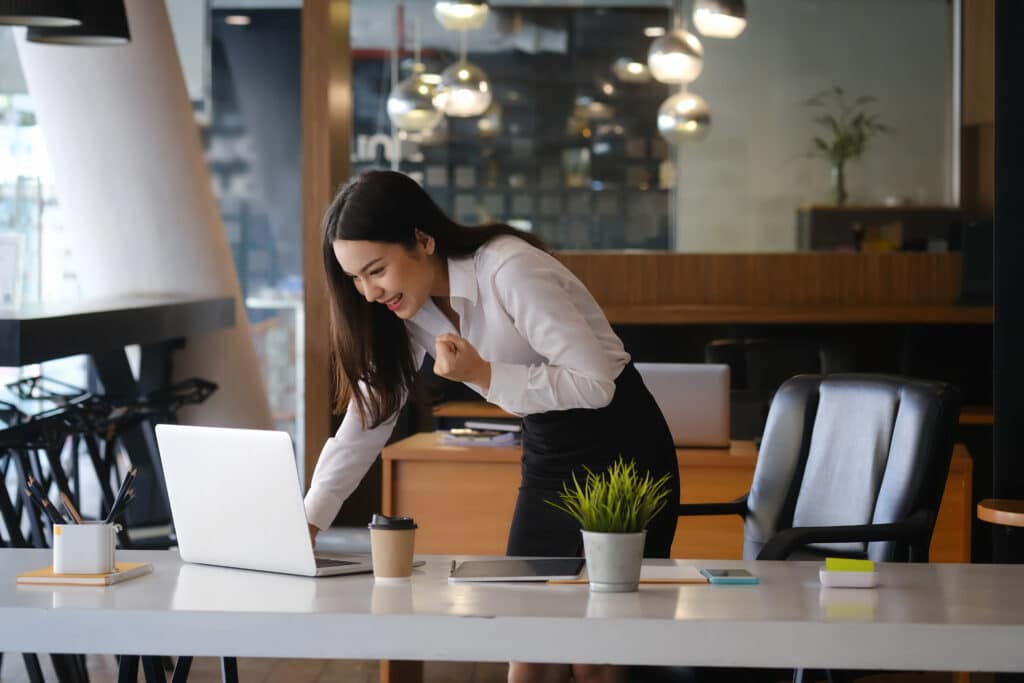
[155,424,374,577]
[635,363,731,448]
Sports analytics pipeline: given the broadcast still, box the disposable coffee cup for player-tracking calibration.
[53,522,116,574]
[368,514,417,581]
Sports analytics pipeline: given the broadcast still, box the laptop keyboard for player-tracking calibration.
[315,557,360,568]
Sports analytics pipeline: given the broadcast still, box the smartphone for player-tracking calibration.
[699,568,759,585]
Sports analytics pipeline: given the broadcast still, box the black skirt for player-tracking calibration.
[505,362,680,558]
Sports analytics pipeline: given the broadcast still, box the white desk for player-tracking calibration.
[1,550,1023,674]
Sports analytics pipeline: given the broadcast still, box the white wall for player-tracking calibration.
[15,0,273,429]
[674,0,952,252]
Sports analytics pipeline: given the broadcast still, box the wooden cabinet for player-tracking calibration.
[382,433,972,563]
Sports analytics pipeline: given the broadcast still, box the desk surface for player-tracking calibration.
[1,550,1022,672]
[0,295,235,366]
[600,304,993,325]
[434,401,994,427]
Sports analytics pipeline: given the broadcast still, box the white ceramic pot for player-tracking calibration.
[581,529,646,593]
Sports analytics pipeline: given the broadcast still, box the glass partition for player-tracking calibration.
[352,0,953,252]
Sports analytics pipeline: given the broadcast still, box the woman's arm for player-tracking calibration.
[485,250,623,415]
[304,342,426,532]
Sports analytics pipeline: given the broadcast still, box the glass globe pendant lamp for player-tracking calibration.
[657,88,711,143]
[647,14,704,84]
[611,57,651,84]
[693,0,747,39]
[387,20,443,132]
[388,65,444,132]
[433,30,492,117]
[433,1,488,31]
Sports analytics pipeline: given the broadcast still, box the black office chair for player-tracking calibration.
[637,374,961,683]
[681,374,960,563]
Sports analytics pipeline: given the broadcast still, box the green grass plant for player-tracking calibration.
[546,457,673,533]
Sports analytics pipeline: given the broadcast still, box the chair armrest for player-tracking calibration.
[678,494,748,518]
[756,509,931,561]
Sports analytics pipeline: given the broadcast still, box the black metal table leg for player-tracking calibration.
[142,655,166,683]
[220,656,238,683]
[91,350,171,527]
[117,655,140,683]
[22,653,44,683]
[170,656,193,683]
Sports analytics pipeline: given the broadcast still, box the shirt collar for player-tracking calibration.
[446,254,478,306]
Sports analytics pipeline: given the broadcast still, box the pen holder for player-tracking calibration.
[53,523,116,574]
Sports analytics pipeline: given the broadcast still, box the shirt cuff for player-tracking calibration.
[484,361,529,413]
[304,487,344,532]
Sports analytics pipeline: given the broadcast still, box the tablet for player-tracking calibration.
[448,558,585,583]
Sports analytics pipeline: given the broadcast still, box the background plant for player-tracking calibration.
[804,86,889,203]
[547,457,672,533]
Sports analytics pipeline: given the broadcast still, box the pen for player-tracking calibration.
[60,492,84,524]
[105,467,137,523]
[25,486,66,525]
[106,488,135,524]
[27,477,68,525]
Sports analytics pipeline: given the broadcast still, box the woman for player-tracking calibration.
[305,170,679,683]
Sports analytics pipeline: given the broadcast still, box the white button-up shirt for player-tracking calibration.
[304,235,629,530]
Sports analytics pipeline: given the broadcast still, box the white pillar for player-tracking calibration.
[14,0,273,429]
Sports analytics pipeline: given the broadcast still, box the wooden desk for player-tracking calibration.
[382,433,972,563]
[598,304,993,325]
[432,401,514,420]
[436,401,993,428]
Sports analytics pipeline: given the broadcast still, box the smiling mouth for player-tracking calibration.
[384,294,403,310]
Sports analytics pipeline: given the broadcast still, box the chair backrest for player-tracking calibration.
[743,374,961,562]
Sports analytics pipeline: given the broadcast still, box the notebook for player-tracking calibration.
[17,562,153,586]
[155,424,375,577]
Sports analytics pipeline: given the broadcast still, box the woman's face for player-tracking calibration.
[333,232,440,319]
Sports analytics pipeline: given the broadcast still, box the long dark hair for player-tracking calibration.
[322,170,546,427]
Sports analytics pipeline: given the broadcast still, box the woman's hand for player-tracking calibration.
[434,333,491,391]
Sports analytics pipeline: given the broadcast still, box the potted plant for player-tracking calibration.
[804,86,889,205]
[547,457,673,593]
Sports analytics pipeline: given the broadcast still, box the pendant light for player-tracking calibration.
[611,58,651,84]
[433,30,492,117]
[433,1,489,32]
[0,0,79,27]
[693,0,747,39]
[27,0,130,45]
[657,88,711,143]
[647,12,703,84]
[387,18,443,132]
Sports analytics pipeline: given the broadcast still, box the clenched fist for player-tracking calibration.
[434,333,491,391]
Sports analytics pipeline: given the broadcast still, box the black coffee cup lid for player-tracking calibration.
[368,513,417,530]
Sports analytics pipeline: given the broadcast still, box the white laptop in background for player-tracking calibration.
[635,363,731,448]
[155,424,373,577]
